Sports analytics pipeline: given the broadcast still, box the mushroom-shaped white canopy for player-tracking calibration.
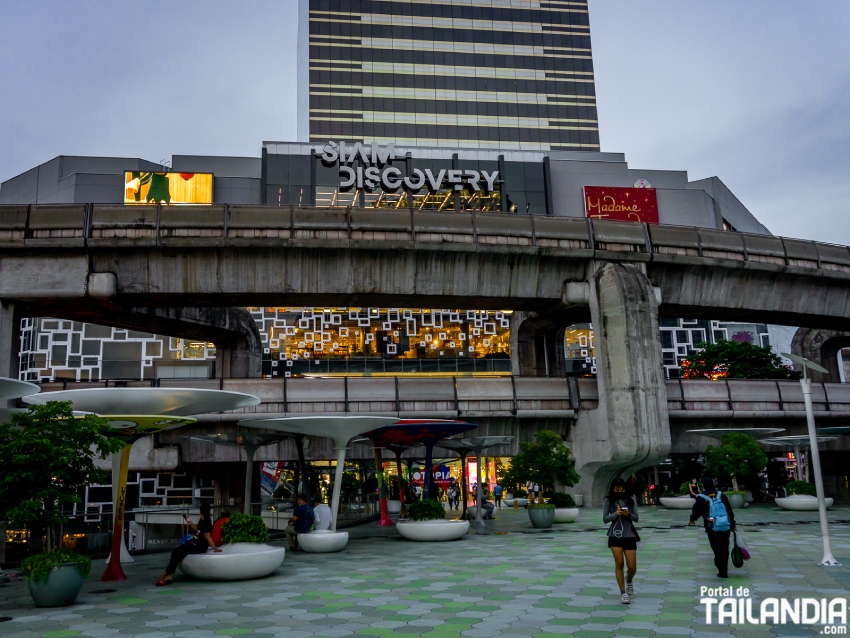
[238,415,398,447]
[24,387,260,416]
[685,427,785,440]
[0,377,39,402]
[0,377,41,425]
[761,435,836,446]
[436,436,514,455]
[816,426,850,436]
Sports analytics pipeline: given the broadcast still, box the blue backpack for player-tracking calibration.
[698,492,731,532]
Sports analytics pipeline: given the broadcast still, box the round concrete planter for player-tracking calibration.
[727,494,745,510]
[553,507,580,523]
[528,505,556,529]
[298,530,350,553]
[775,494,834,511]
[660,496,696,510]
[387,500,402,514]
[178,543,285,581]
[28,563,86,608]
[503,497,528,508]
[397,519,470,542]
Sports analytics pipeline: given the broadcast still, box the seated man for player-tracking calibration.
[480,497,495,519]
[285,494,313,550]
[312,497,332,531]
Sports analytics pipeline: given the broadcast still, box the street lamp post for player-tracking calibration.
[782,353,841,566]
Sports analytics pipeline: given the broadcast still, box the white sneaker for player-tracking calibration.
[626,582,634,596]
[621,592,630,605]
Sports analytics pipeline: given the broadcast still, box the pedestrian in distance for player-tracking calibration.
[155,503,220,586]
[602,477,640,605]
[312,496,332,531]
[686,477,701,526]
[286,493,313,550]
[689,478,736,578]
[493,483,502,508]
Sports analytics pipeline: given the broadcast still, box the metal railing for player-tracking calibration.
[3,204,850,274]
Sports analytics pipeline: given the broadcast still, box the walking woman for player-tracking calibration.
[602,477,640,604]
[156,503,221,586]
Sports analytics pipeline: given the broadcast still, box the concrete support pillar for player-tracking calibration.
[569,262,670,506]
[791,328,850,382]
[0,301,20,386]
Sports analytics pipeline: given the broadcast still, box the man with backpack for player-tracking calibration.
[689,478,736,578]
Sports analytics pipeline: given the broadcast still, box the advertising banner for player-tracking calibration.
[584,186,659,223]
[124,171,213,205]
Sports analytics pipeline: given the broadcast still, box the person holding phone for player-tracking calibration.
[156,502,221,586]
[602,477,640,604]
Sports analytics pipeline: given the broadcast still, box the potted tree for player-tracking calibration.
[502,431,580,529]
[549,492,580,523]
[0,402,123,607]
[178,513,285,580]
[775,480,833,511]
[704,432,767,510]
[396,498,469,541]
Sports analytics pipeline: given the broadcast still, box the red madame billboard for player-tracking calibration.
[584,186,659,223]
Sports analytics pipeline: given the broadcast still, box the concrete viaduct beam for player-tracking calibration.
[650,264,850,330]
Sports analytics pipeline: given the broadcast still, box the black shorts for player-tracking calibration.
[608,536,638,550]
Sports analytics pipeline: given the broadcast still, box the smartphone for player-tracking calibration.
[620,507,629,514]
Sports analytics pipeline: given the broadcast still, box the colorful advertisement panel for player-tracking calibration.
[584,186,659,223]
[124,171,213,205]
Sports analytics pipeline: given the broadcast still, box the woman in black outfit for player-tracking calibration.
[156,503,221,586]
[602,477,640,605]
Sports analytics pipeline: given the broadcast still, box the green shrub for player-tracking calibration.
[21,550,91,584]
[548,492,576,508]
[725,490,747,496]
[529,503,555,509]
[786,480,816,496]
[513,488,527,498]
[408,498,445,521]
[221,513,269,543]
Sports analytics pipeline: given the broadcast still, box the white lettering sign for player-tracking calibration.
[320,141,498,194]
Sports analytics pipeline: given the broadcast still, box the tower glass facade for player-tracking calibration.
[306,0,600,150]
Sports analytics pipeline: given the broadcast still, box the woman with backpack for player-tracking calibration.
[602,477,640,604]
[689,478,736,578]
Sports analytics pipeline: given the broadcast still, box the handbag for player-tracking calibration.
[731,532,745,568]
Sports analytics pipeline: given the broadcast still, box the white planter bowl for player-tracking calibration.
[298,530,349,553]
[775,494,834,511]
[178,542,285,581]
[387,500,401,514]
[553,507,580,523]
[397,519,470,542]
[660,496,696,510]
[504,497,528,508]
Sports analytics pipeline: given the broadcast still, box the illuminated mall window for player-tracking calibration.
[563,324,596,375]
[248,307,512,377]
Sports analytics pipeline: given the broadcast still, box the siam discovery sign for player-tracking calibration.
[584,186,659,223]
[321,141,499,193]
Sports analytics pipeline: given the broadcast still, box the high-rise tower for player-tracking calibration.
[298,0,600,151]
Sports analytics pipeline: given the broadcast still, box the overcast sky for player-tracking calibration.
[0,1,847,243]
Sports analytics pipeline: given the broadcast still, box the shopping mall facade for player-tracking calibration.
[0,142,790,386]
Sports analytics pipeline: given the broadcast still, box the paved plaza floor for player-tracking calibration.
[2,504,849,638]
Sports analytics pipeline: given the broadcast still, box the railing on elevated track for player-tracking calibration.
[24,375,850,418]
[2,204,850,273]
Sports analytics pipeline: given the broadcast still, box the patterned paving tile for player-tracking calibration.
[1,505,848,637]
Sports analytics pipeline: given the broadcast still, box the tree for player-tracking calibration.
[703,432,768,491]
[0,401,124,551]
[680,339,796,380]
[500,430,580,494]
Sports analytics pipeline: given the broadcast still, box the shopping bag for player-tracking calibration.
[736,531,751,560]
[731,532,745,568]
